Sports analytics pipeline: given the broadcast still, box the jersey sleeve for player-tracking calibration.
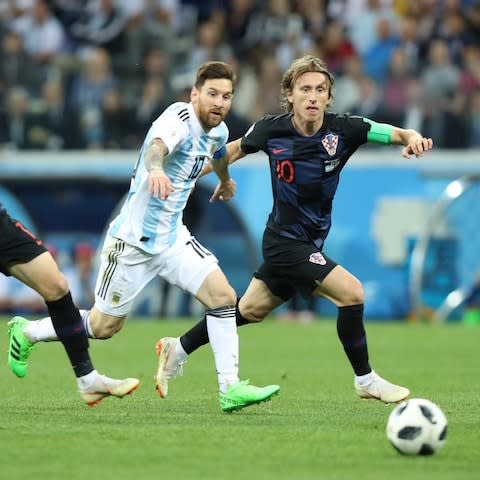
[149,106,189,154]
[339,115,371,148]
[212,144,227,160]
[240,116,270,154]
[212,123,229,159]
[363,118,393,144]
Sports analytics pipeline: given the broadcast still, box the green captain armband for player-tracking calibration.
[364,118,393,145]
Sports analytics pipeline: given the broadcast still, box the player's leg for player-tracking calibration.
[8,252,139,405]
[155,227,287,390]
[177,275,281,355]
[74,305,138,408]
[154,229,280,410]
[70,235,163,404]
[197,267,239,385]
[153,230,226,397]
[14,234,136,344]
[314,264,369,373]
[154,295,252,399]
[196,270,280,411]
[315,264,409,403]
[156,276,283,409]
[219,278,284,410]
[237,276,285,320]
[7,234,130,348]
[9,233,154,388]
[159,228,288,363]
[156,276,284,392]
[6,233,147,403]
[155,265,240,398]
[9,252,91,368]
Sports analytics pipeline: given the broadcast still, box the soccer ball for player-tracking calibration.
[386,398,448,455]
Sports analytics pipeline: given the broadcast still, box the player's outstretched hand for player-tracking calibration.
[209,178,236,203]
[402,136,433,158]
[148,170,174,199]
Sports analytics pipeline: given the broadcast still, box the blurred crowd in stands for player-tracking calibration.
[2,0,479,318]
[0,0,479,151]
[0,240,96,314]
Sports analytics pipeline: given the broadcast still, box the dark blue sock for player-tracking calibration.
[47,292,93,377]
[336,304,371,376]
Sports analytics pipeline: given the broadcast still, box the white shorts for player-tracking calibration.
[94,226,219,316]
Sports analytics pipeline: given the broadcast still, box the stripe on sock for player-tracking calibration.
[207,305,236,318]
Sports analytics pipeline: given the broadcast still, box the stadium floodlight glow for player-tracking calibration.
[434,287,468,323]
[445,180,464,199]
[445,289,464,305]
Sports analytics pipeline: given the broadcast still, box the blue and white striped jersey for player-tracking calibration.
[108,102,229,253]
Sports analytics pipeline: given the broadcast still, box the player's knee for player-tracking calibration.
[345,279,364,306]
[211,285,237,309]
[41,273,70,302]
[238,300,267,322]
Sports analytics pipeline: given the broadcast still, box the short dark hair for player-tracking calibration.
[280,55,335,112]
[194,61,236,90]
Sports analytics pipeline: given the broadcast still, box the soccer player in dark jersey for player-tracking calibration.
[2,203,139,405]
[155,54,433,404]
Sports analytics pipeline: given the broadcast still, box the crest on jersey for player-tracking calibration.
[111,291,122,305]
[309,252,327,265]
[321,133,338,156]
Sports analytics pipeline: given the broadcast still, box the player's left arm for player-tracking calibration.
[364,118,433,158]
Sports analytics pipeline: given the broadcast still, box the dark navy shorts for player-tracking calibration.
[0,208,46,276]
[253,228,337,301]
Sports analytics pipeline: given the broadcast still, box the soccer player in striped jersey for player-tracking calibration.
[156,55,434,404]
[8,61,279,412]
[2,203,139,406]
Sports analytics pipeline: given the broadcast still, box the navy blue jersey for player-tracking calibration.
[241,112,370,249]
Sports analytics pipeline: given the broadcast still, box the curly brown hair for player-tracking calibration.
[280,55,334,112]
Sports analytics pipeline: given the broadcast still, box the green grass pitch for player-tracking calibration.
[1,317,479,480]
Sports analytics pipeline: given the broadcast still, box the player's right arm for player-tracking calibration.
[144,103,190,199]
[144,137,174,200]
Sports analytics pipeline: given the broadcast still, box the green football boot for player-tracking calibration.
[8,316,35,378]
[219,380,280,412]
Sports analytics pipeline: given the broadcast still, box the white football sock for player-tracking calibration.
[81,310,96,338]
[23,309,95,342]
[205,305,239,393]
[355,369,375,386]
[77,369,99,390]
[24,317,57,342]
[174,338,188,363]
